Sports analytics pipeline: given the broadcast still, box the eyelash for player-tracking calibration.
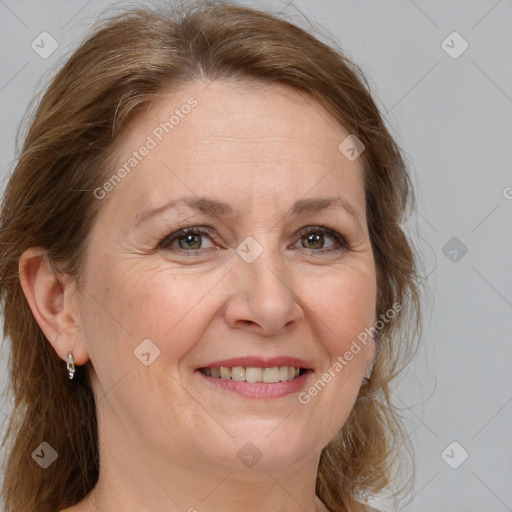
[158,225,350,256]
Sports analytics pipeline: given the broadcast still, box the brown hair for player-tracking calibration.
[0,2,423,511]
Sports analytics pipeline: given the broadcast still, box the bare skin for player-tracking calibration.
[21,79,376,512]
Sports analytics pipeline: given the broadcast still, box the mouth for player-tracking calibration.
[197,365,309,383]
[194,356,314,398]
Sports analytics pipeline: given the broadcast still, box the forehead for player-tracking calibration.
[101,79,366,225]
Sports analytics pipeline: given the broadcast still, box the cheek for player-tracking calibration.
[81,255,226,369]
[298,268,376,440]
[306,264,377,354]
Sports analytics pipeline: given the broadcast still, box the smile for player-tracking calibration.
[196,366,313,399]
[198,366,307,383]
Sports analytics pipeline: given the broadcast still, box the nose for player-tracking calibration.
[223,244,304,336]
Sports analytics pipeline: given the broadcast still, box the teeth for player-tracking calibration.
[279,366,289,381]
[246,367,262,382]
[201,366,303,383]
[262,367,280,383]
[220,367,231,379]
[231,366,245,381]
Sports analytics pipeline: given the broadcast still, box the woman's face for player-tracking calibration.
[78,80,377,472]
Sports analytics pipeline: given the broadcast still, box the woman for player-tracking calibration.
[0,2,422,511]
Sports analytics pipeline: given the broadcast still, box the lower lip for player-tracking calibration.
[195,370,313,399]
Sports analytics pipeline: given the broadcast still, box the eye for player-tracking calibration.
[293,226,349,253]
[159,226,217,253]
[158,225,350,255]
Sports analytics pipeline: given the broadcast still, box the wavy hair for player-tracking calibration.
[0,2,423,511]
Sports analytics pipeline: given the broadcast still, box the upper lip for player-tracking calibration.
[197,356,312,370]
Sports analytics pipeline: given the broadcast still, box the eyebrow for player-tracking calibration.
[135,195,361,227]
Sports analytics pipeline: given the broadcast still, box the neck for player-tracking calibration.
[84,468,329,512]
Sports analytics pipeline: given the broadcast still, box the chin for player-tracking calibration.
[200,429,319,472]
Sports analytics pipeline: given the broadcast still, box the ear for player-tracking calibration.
[18,247,89,366]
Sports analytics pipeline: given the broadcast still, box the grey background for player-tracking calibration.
[0,1,511,511]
